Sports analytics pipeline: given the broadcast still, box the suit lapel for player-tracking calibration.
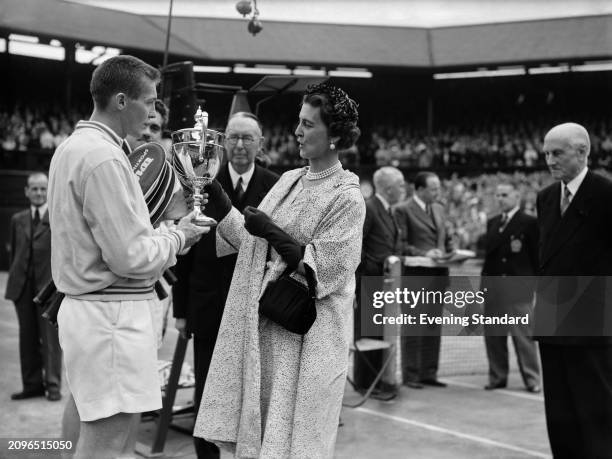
[488,212,522,253]
[217,164,234,195]
[373,197,396,238]
[431,203,445,248]
[500,211,521,237]
[19,210,32,243]
[541,174,594,266]
[243,165,267,208]
[486,215,505,252]
[411,199,436,232]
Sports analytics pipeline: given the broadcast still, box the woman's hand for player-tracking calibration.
[244,206,273,237]
[204,180,232,221]
[243,206,303,270]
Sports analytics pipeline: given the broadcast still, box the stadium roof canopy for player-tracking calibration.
[1,0,611,70]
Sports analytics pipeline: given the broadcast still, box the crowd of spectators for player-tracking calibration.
[366,119,612,170]
[3,103,612,171]
[0,103,87,153]
[2,103,611,254]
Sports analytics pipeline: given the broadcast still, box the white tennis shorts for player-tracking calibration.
[57,297,162,422]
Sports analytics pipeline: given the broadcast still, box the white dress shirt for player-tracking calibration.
[228,163,255,192]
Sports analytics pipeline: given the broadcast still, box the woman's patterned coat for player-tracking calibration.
[194,167,365,458]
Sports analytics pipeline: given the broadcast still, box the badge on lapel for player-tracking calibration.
[510,236,522,253]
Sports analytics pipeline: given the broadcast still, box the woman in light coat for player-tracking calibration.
[194,83,365,458]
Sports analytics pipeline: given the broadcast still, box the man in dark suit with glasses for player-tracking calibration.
[173,111,278,459]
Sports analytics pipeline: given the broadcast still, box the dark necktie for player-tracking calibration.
[122,140,131,156]
[560,185,571,216]
[388,206,397,227]
[28,208,40,279]
[235,177,245,203]
[426,204,436,226]
[33,208,41,227]
[499,213,508,232]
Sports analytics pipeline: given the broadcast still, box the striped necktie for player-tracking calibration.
[560,185,571,216]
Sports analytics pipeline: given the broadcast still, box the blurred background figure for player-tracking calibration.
[5,172,61,402]
[126,99,171,159]
[360,166,405,279]
[480,182,540,393]
[354,165,405,390]
[395,171,453,389]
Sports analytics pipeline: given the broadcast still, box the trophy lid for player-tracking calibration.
[194,106,208,130]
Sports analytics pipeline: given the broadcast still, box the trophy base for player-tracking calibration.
[192,215,218,227]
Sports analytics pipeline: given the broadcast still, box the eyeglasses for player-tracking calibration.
[226,134,257,146]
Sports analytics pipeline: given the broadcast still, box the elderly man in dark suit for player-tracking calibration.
[481,182,540,392]
[173,111,278,459]
[536,122,612,458]
[354,166,404,388]
[360,166,405,278]
[5,172,61,401]
[395,171,453,388]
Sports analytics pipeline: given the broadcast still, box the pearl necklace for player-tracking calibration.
[305,162,342,181]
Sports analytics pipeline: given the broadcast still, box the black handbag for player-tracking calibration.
[259,267,317,335]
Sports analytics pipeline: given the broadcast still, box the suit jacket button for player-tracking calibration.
[501,257,507,263]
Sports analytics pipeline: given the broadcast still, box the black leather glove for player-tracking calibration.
[243,205,273,237]
[203,179,232,222]
[244,206,304,270]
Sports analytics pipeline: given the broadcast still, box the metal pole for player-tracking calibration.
[383,255,403,387]
[160,0,174,97]
[163,0,174,68]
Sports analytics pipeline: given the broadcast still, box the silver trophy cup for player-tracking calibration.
[171,107,225,227]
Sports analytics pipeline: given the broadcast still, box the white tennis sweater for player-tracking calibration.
[48,120,185,300]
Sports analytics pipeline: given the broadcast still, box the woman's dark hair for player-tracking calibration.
[302,83,360,150]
